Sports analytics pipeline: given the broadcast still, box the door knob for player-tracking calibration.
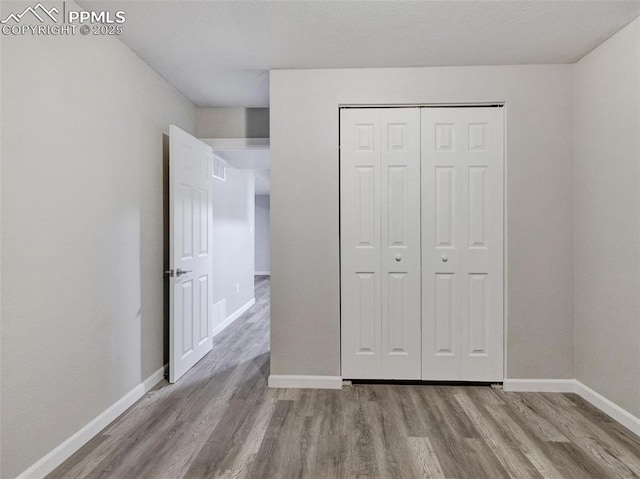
[176,268,192,277]
[441,255,448,262]
[395,255,401,262]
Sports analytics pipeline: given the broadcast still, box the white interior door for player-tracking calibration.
[340,108,421,379]
[169,125,214,383]
[421,107,504,381]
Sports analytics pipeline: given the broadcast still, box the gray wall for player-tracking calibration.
[0,9,196,478]
[197,107,269,138]
[255,195,271,274]
[270,65,575,379]
[574,18,640,417]
[212,168,256,319]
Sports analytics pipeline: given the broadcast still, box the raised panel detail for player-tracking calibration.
[181,184,193,260]
[181,145,195,170]
[198,188,209,256]
[388,166,407,247]
[388,273,408,354]
[468,123,487,151]
[388,123,407,151]
[469,167,487,248]
[199,275,208,343]
[356,273,376,354]
[435,274,455,355]
[181,280,193,357]
[355,124,375,151]
[468,274,488,355]
[435,123,454,151]
[356,167,375,247]
[435,167,454,247]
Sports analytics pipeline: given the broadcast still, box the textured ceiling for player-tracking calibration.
[79,1,640,107]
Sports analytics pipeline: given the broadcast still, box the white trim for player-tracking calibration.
[200,138,270,151]
[212,298,255,337]
[503,379,640,437]
[574,381,640,437]
[502,103,509,382]
[503,378,578,393]
[339,102,505,108]
[268,375,343,390]
[254,271,270,276]
[16,365,167,479]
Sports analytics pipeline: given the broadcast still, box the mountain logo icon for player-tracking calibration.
[1,3,59,24]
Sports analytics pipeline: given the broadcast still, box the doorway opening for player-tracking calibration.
[165,131,271,383]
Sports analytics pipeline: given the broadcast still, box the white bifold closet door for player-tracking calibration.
[340,108,422,379]
[421,107,504,381]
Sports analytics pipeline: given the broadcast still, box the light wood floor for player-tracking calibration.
[49,276,640,478]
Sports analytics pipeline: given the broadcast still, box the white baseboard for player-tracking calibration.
[574,381,640,437]
[17,365,167,479]
[503,378,578,393]
[212,298,255,338]
[254,271,270,276]
[504,378,640,437]
[268,375,343,390]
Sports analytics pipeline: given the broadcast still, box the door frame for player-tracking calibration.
[337,102,509,381]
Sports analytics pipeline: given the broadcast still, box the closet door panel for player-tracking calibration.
[342,106,503,382]
[340,108,382,378]
[460,107,504,381]
[421,107,504,381]
[380,108,421,379]
[341,108,421,380]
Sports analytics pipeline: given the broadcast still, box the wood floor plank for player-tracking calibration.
[502,391,570,443]
[366,392,422,478]
[566,394,640,453]
[46,435,113,479]
[530,393,640,478]
[342,388,380,478]
[463,437,512,479]
[540,441,615,479]
[314,432,347,478]
[407,437,446,479]
[455,389,541,478]
[225,392,277,477]
[414,387,493,478]
[247,399,293,478]
[184,374,267,478]
[483,403,565,479]
[47,277,640,479]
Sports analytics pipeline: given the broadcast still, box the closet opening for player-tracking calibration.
[339,105,505,383]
